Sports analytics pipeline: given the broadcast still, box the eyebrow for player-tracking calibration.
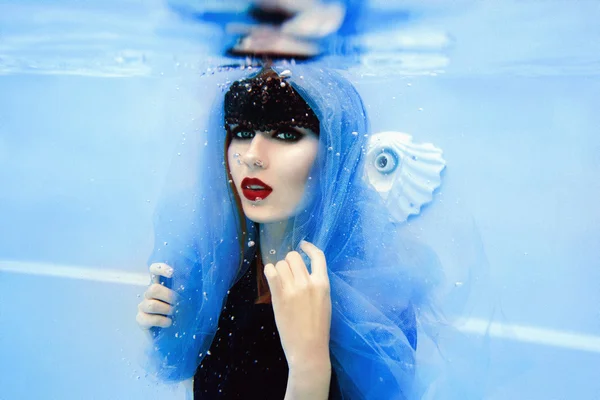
[228,125,305,135]
[274,126,304,134]
[227,125,249,135]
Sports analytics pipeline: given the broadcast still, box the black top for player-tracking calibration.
[194,262,342,399]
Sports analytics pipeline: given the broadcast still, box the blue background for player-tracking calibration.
[1,1,599,399]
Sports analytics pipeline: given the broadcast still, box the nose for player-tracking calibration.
[241,133,269,170]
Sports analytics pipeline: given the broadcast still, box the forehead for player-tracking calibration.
[224,68,320,136]
[227,124,316,136]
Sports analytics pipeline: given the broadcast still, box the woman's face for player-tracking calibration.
[227,125,319,223]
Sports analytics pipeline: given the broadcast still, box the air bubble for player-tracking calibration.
[248,240,256,247]
[269,249,276,255]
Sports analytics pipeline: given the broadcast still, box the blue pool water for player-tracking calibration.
[1,1,599,399]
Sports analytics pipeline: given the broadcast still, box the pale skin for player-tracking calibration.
[137,125,332,399]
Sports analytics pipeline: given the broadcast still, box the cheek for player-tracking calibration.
[227,144,241,179]
[300,141,319,176]
[283,141,319,184]
[226,146,234,167]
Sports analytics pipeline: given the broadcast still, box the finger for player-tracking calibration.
[145,283,177,305]
[149,263,174,284]
[139,299,174,316]
[263,263,282,301]
[285,251,309,285]
[275,260,294,290]
[300,240,328,280]
[136,312,172,329]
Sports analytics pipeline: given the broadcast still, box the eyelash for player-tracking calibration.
[234,130,255,140]
[231,129,303,142]
[274,131,302,142]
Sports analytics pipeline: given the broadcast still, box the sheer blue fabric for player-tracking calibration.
[145,63,490,399]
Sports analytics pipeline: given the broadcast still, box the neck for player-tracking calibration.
[259,220,292,265]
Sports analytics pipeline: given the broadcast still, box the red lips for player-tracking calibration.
[241,177,273,201]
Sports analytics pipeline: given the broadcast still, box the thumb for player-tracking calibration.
[149,263,174,284]
[263,263,281,302]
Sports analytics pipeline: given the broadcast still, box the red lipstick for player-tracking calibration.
[241,177,273,201]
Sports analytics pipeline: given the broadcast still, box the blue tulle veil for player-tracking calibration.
[145,63,490,399]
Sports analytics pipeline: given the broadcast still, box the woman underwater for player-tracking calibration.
[136,64,464,399]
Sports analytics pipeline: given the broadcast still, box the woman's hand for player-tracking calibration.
[136,263,177,330]
[264,241,332,399]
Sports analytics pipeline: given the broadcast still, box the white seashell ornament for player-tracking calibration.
[364,131,446,223]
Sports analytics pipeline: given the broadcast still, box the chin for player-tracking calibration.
[241,205,296,224]
[242,207,284,224]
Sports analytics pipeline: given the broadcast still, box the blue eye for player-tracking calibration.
[374,149,398,174]
[234,130,255,140]
[274,131,302,142]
